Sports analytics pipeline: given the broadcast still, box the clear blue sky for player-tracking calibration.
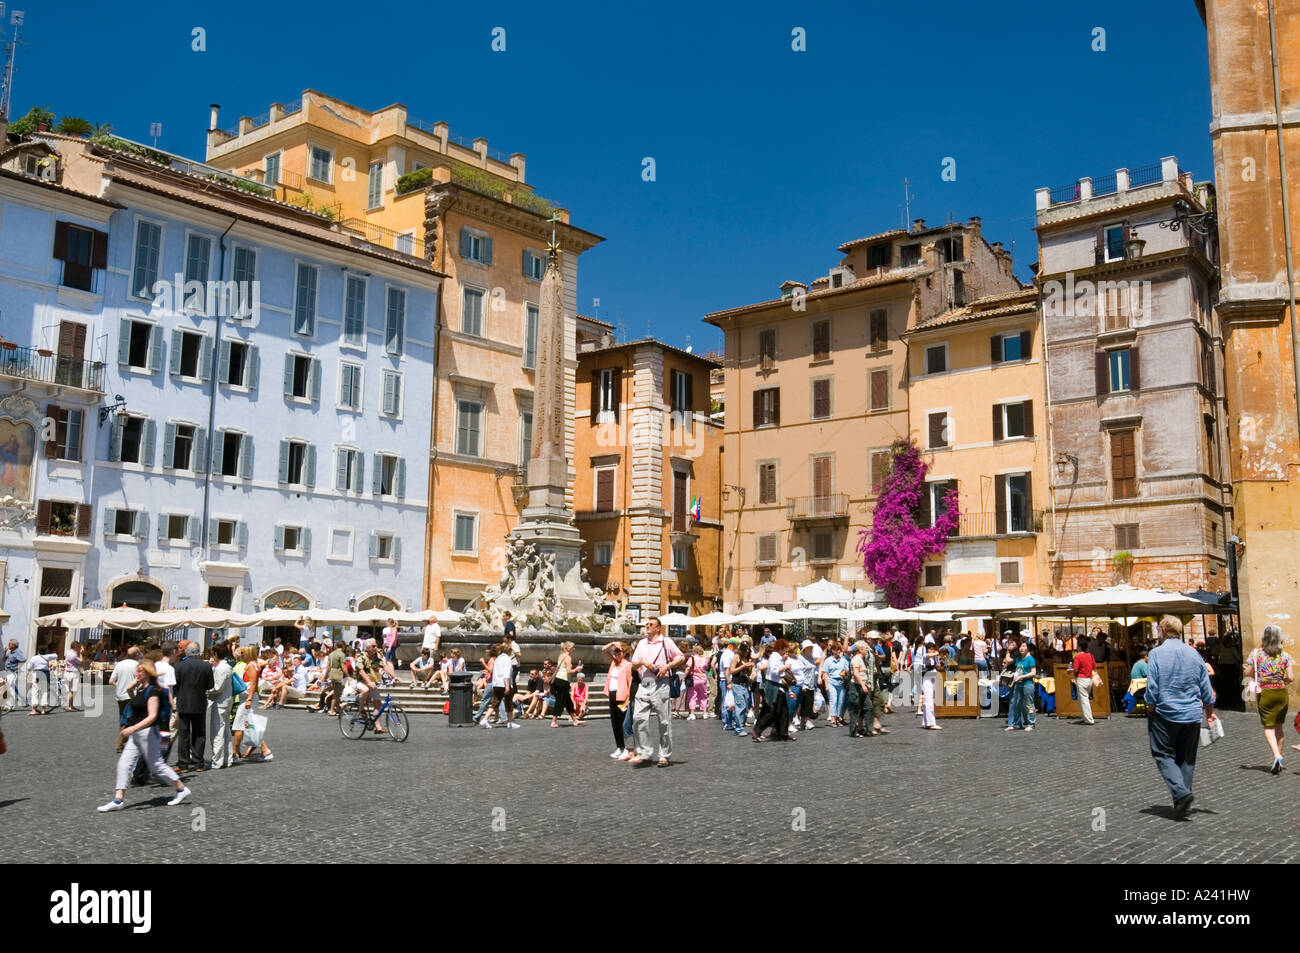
[14,0,1211,352]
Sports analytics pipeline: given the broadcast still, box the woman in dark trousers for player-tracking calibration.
[550,641,583,727]
[604,642,633,758]
[751,640,793,741]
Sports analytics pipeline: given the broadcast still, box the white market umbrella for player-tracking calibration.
[658,612,697,626]
[1050,586,1215,618]
[730,608,789,626]
[913,591,1055,618]
[691,612,734,626]
[782,606,852,622]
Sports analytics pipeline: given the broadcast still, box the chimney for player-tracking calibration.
[208,104,221,132]
[967,215,982,240]
[912,218,926,232]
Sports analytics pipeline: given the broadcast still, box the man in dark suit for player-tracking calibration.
[172,642,213,771]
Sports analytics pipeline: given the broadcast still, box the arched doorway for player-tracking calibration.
[357,593,400,643]
[262,588,309,649]
[100,579,166,650]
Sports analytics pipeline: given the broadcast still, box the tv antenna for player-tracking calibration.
[0,7,27,122]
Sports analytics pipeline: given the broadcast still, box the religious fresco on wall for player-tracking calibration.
[0,415,37,504]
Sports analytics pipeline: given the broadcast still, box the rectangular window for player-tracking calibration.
[167,514,188,541]
[952,270,965,306]
[671,369,693,413]
[673,471,688,532]
[460,228,492,264]
[290,354,314,400]
[524,305,539,369]
[870,369,889,412]
[519,412,532,467]
[596,468,616,512]
[758,328,777,368]
[925,344,948,375]
[937,236,964,262]
[338,363,362,411]
[594,542,613,566]
[992,330,1030,364]
[60,224,95,291]
[456,400,483,457]
[1005,474,1030,533]
[462,288,484,336]
[1109,348,1131,393]
[171,424,195,470]
[309,145,332,183]
[215,519,237,546]
[337,448,360,492]
[672,545,689,571]
[367,162,383,208]
[758,463,777,504]
[757,534,778,565]
[385,287,406,356]
[120,417,145,465]
[374,533,394,560]
[131,220,161,298]
[923,564,944,588]
[599,368,618,417]
[928,412,949,449]
[126,321,152,370]
[869,310,888,351]
[1103,224,1126,262]
[51,408,83,462]
[999,561,1022,585]
[377,455,399,496]
[173,330,201,379]
[329,528,352,560]
[1115,523,1141,551]
[343,275,366,346]
[994,401,1033,441]
[283,441,314,487]
[395,232,414,255]
[811,378,831,420]
[294,264,318,336]
[184,234,212,312]
[1111,430,1137,499]
[812,455,832,505]
[221,432,242,477]
[523,249,545,280]
[264,153,281,186]
[866,243,891,269]
[113,510,137,536]
[382,371,402,417]
[226,341,250,387]
[283,526,302,553]
[812,531,834,561]
[870,449,890,495]
[811,320,831,361]
[899,243,921,267]
[453,513,478,553]
[232,246,256,318]
[754,388,780,427]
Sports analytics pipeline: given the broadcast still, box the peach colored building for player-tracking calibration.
[903,290,1051,602]
[205,91,603,610]
[706,218,1021,610]
[575,341,723,618]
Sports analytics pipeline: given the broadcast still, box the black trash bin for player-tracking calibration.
[448,670,474,726]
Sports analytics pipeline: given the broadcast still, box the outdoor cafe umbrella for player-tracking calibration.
[1049,585,1219,618]
[781,606,853,622]
[910,591,1056,618]
[730,608,788,626]
[657,611,696,626]
[690,612,735,626]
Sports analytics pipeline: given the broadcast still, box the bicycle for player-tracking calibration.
[338,691,409,742]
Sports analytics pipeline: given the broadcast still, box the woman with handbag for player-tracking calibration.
[232,646,273,763]
[98,660,192,812]
[1243,624,1295,774]
[751,640,793,741]
[550,641,583,728]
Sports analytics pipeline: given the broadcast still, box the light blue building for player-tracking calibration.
[0,133,441,653]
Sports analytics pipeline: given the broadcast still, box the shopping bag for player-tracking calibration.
[244,713,268,749]
[724,689,735,710]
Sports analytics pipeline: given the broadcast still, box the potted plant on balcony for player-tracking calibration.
[36,347,52,357]
[49,510,76,537]
[0,340,17,351]
[1112,550,1134,582]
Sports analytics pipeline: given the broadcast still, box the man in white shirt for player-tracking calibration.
[108,646,141,723]
[791,641,819,731]
[923,629,936,645]
[422,620,441,654]
[717,639,736,731]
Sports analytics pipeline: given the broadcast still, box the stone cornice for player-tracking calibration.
[426,183,603,253]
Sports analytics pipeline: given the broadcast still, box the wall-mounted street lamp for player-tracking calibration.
[1158,197,1218,238]
[97,394,126,425]
[722,484,746,502]
[1054,452,1079,486]
[1124,227,1146,260]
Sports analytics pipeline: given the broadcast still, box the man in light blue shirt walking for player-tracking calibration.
[1145,616,1217,819]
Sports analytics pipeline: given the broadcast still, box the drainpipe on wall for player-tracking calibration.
[200,217,238,575]
[1268,0,1300,440]
[1039,283,1060,595]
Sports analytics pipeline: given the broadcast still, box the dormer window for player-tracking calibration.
[866,243,891,269]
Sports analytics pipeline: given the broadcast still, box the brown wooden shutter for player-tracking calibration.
[596,469,615,512]
[870,452,886,495]
[990,335,1001,364]
[673,472,687,532]
[772,388,780,426]
[91,229,109,270]
[753,390,762,427]
[1019,330,1031,359]
[995,475,1007,534]
[36,499,52,535]
[918,483,932,527]
[760,464,777,504]
[1128,346,1141,391]
[1023,401,1034,438]
[1096,351,1109,395]
[870,370,888,411]
[929,413,947,448]
[870,311,887,351]
[684,371,693,411]
[590,371,601,421]
[992,404,1003,442]
[813,456,832,501]
[44,404,59,459]
[76,503,92,539]
[1112,430,1137,499]
[52,221,70,261]
[813,379,830,418]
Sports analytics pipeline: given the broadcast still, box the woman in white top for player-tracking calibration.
[751,641,793,741]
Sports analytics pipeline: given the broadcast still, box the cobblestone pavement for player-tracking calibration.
[2,702,1298,863]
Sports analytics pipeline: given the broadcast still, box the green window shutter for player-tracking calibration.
[247,346,259,391]
[162,422,176,469]
[335,449,348,490]
[239,436,253,479]
[310,359,321,402]
[108,419,123,462]
[304,444,316,488]
[392,537,401,562]
[148,324,163,372]
[169,329,183,375]
[522,248,531,277]
[157,514,167,545]
[210,431,224,475]
[200,335,214,381]
[237,521,248,549]
[117,318,131,365]
[372,453,382,494]
[368,532,378,558]
[193,428,207,474]
[302,527,310,556]
[141,420,156,466]
[103,507,115,536]
[396,458,406,500]
[459,227,471,258]
[187,515,201,545]
[283,353,294,396]
[135,512,149,539]
[218,340,231,384]
[277,440,289,483]
[274,524,285,550]
[354,452,364,492]
[482,236,493,265]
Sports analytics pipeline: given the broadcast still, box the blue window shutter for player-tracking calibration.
[372,454,382,494]
[382,373,395,415]
[141,420,156,466]
[108,419,123,462]
[277,440,289,483]
[459,227,470,258]
[283,353,294,396]
[393,537,401,562]
[210,431,224,475]
[117,318,131,365]
[240,436,253,479]
[305,444,316,488]
[302,527,310,556]
[218,340,231,383]
[200,335,214,381]
[335,449,348,490]
[274,524,285,550]
[193,428,207,474]
[247,346,259,391]
[135,512,149,539]
[310,359,321,402]
[368,532,378,558]
[169,329,183,375]
[237,521,248,549]
[157,514,167,544]
[103,507,115,536]
[162,422,176,469]
[187,515,200,545]
[354,452,364,492]
[148,324,163,372]
[483,236,493,265]
[396,458,406,500]
[522,249,531,277]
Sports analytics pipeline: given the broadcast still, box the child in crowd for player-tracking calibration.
[572,672,589,721]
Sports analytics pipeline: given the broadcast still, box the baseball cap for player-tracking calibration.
[800,639,814,649]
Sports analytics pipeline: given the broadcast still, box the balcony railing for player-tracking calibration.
[0,345,104,392]
[955,509,1046,537]
[339,218,426,258]
[786,494,850,521]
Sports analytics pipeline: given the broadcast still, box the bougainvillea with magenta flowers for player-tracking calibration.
[857,440,960,608]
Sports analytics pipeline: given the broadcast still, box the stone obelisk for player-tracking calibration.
[508,221,592,614]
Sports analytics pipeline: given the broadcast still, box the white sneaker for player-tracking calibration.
[687,713,696,721]
[610,748,624,758]
[479,718,491,728]
[789,726,798,734]
[97,798,125,813]
[507,722,520,729]
[167,787,191,806]
[805,722,815,730]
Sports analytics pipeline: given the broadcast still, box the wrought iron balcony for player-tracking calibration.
[786,494,850,522]
[955,509,1046,537]
[0,344,104,393]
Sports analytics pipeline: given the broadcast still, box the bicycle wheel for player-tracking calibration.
[339,703,368,740]
[0,682,13,713]
[384,704,410,742]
